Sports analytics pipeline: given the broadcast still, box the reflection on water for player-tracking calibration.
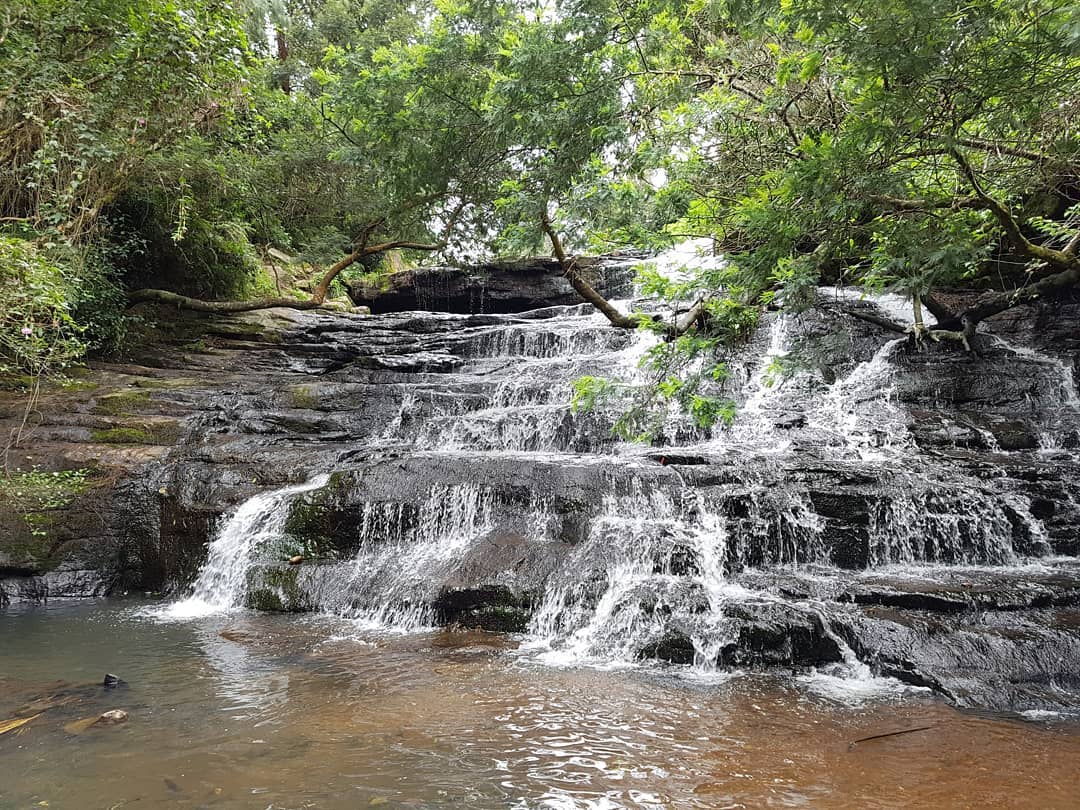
[2,601,1079,809]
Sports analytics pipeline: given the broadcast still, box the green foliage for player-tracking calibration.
[0,237,86,377]
[570,376,619,415]
[0,468,92,537]
[3,0,1076,432]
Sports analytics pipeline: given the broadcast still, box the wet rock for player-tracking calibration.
[98,709,128,724]
[344,257,635,314]
[244,564,316,612]
[433,586,533,633]
[638,632,697,664]
[717,603,843,668]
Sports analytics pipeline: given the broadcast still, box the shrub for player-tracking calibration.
[0,237,86,378]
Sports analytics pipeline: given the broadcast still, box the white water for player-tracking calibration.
[304,483,499,630]
[157,273,1077,697]
[727,314,791,446]
[821,286,914,328]
[159,474,330,620]
[526,481,827,671]
[814,337,911,459]
[799,614,925,703]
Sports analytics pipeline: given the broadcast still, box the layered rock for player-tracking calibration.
[344,256,637,314]
[2,263,1079,715]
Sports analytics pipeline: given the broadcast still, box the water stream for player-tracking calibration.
[4,276,1080,807]
[154,285,1080,687]
[161,475,331,620]
[5,601,1080,809]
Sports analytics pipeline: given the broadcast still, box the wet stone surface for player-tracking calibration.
[2,267,1080,714]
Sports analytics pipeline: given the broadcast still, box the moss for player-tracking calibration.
[272,492,340,560]
[59,377,99,393]
[0,468,94,554]
[131,376,199,390]
[0,373,38,391]
[206,321,271,340]
[91,421,179,445]
[91,389,151,416]
[244,565,314,612]
[92,427,151,444]
[180,339,213,354]
[288,384,319,409]
[245,587,286,611]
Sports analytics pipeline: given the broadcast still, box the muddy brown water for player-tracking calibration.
[1,600,1078,809]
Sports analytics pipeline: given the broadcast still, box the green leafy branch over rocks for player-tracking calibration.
[2,0,1077,432]
[0,468,92,540]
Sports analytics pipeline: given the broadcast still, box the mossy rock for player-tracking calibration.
[434,586,535,632]
[0,373,39,391]
[450,605,532,633]
[91,421,180,445]
[273,481,353,558]
[288,384,319,409]
[0,468,96,570]
[0,510,46,571]
[90,390,151,416]
[131,376,199,390]
[244,565,314,612]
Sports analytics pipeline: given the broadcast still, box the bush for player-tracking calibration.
[0,237,86,377]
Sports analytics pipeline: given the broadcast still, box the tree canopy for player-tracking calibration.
[2,0,1078,414]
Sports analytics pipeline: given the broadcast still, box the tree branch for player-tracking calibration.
[924,134,1052,163]
[869,193,983,212]
[541,212,636,329]
[821,302,908,334]
[949,146,1079,272]
[126,289,322,312]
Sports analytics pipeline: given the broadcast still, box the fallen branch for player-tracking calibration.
[822,302,908,334]
[126,289,322,313]
[541,212,637,329]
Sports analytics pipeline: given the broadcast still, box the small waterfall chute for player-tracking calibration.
[159,474,330,620]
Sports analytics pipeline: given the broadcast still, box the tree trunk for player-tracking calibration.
[128,235,451,313]
[126,289,321,312]
[275,29,290,94]
[540,214,637,329]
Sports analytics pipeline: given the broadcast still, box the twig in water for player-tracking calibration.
[848,725,934,750]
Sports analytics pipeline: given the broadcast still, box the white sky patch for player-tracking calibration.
[646,238,725,282]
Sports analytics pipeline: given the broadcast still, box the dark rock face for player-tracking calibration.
[3,263,1080,715]
[344,257,637,314]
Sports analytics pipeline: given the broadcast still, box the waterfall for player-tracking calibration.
[814,337,910,458]
[313,483,498,630]
[526,480,827,669]
[160,475,330,619]
[727,314,790,446]
[158,258,1076,708]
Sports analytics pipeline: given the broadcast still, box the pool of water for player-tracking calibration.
[2,600,1079,809]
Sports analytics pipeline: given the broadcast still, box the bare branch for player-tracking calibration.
[821,302,907,334]
[541,211,637,329]
[127,289,322,312]
[869,194,983,212]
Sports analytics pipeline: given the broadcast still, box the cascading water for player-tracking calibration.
[813,337,911,459]
[318,483,498,629]
[161,258,1080,707]
[526,478,830,669]
[726,313,791,446]
[160,474,330,619]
